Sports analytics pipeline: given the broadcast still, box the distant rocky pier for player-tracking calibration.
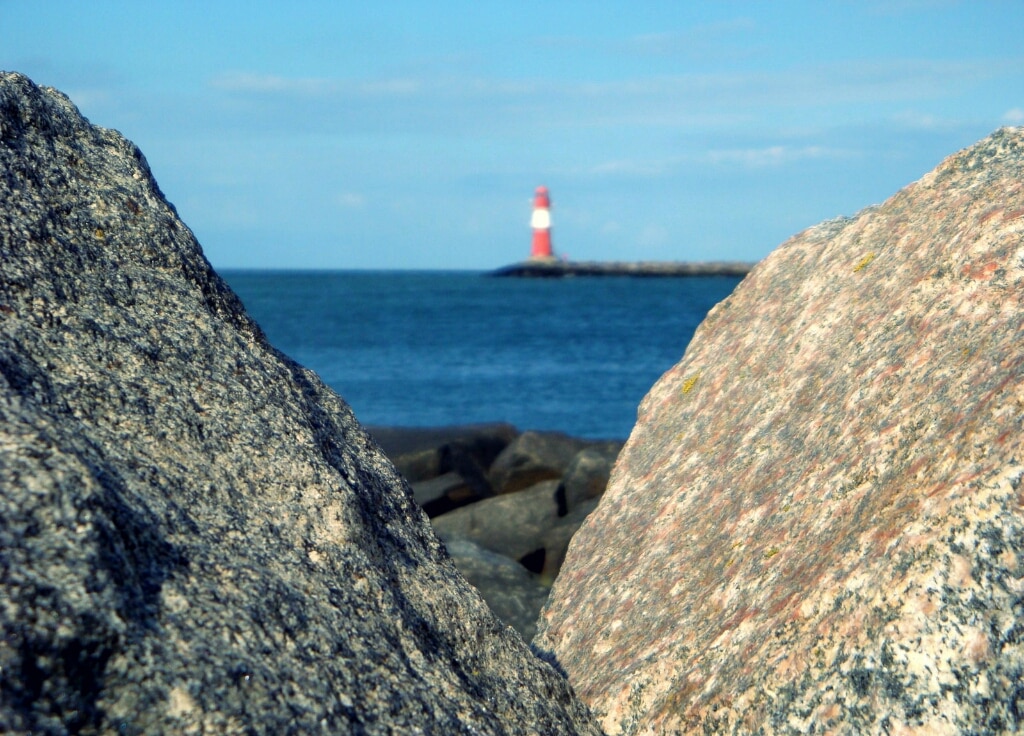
[488,259,755,278]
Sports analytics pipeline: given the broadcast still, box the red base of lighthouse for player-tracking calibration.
[531,230,553,259]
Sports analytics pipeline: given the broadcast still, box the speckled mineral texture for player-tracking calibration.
[536,127,1024,735]
[0,72,601,735]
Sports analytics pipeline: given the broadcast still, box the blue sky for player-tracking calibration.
[2,1,1022,270]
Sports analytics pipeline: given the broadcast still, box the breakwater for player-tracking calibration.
[488,259,755,278]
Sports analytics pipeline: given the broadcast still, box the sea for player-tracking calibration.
[219,270,744,440]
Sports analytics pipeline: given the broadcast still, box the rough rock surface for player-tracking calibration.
[537,127,1024,734]
[0,72,601,735]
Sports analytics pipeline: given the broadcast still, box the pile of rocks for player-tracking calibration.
[369,424,623,640]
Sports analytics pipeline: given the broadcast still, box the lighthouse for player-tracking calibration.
[530,186,554,259]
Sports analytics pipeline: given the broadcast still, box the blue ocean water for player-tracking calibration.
[220,270,743,440]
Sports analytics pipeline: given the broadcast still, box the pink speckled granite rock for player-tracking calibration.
[536,127,1024,735]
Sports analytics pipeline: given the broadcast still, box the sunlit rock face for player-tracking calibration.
[0,71,601,735]
[537,127,1024,735]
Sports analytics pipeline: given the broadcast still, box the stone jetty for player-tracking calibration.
[488,259,754,278]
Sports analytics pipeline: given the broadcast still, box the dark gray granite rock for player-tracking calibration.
[369,430,623,635]
[410,470,470,507]
[370,424,514,517]
[537,127,1024,734]
[0,71,601,735]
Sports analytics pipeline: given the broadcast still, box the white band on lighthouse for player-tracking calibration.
[531,208,551,229]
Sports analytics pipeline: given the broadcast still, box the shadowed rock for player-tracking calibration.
[371,424,515,515]
[445,539,551,643]
[433,480,562,565]
[537,127,1024,734]
[489,430,591,495]
[558,444,622,515]
[0,71,601,735]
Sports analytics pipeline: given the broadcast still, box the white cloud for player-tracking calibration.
[336,192,366,209]
[539,17,758,61]
[621,18,757,56]
[708,145,785,167]
[209,73,433,101]
[209,72,332,95]
[1003,108,1024,125]
[705,145,848,168]
[198,55,1009,138]
[589,159,667,177]
[61,87,112,111]
[892,111,947,130]
[182,194,261,229]
[191,57,1018,146]
[859,0,960,16]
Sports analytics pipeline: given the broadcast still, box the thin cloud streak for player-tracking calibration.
[572,144,858,180]
[537,17,760,60]
[199,56,1014,139]
[704,145,858,168]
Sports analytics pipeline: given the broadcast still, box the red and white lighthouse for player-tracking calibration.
[530,186,554,259]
